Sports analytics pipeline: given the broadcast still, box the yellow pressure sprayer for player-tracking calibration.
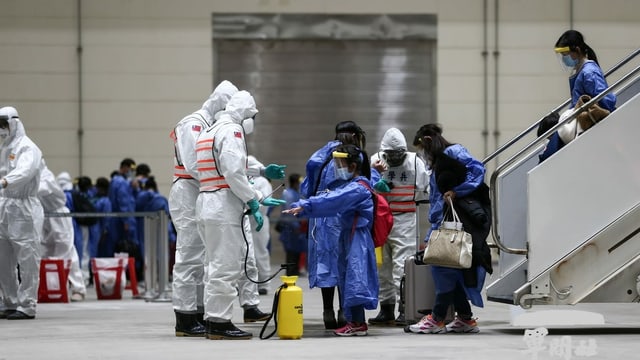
[259,275,303,340]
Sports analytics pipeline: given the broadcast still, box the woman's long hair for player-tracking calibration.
[414,123,453,167]
[555,30,599,65]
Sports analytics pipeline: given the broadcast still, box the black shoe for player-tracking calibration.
[174,311,206,337]
[206,321,252,340]
[368,304,396,326]
[243,307,271,323]
[7,311,35,320]
[0,310,16,319]
[394,312,406,326]
[258,288,268,296]
[337,309,347,328]
[323,310,338,329]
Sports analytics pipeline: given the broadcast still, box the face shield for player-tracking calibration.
[555,46,578,72]
[382,149,406,167]
[332,151,353,181]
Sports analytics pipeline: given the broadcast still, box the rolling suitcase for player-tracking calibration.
[400,200,453,326]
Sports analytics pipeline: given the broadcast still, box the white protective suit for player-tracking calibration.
[169,80,238,313]
[370,128,429,306]
[0,107,44,317]
[246,155,273,293]
[195,91,263,322]
[38,162,86,297]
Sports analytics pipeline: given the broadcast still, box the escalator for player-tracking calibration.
[484,49,640,310]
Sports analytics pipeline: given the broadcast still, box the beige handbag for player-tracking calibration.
[422,198,473,269]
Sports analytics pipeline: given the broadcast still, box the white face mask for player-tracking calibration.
[242,118,254,134]
[0,128,9,146]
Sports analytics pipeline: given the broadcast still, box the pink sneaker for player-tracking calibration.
[334,322,368,336]
[446,316,479,333]
[408,314,446,334]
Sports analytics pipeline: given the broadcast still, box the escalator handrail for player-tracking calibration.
[488,64,640,255]
[483,47,640,165]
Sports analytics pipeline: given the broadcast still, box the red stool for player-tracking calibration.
[123,257,139,297]
[91,257,139,299]
[38,259,71,303]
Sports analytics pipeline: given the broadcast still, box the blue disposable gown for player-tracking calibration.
[301,140,381,288]
[300,140,348,288]
[569,60,616,112]
[294,175,379,318]
[108,174,137,247]
[427,144,487,307]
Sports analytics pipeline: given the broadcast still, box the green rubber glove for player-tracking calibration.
[246,198,260,215]
[264,164,286,180]
[261,197,286,207]
[252,211,264,231]
[374,179,392,193]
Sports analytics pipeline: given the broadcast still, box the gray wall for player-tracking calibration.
[1,0,639,195]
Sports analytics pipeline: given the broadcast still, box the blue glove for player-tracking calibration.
[374,179,392,193]
[264,164,286,180]
[252,211,264,231]
[261,197,286,207]
[246,198,260,215]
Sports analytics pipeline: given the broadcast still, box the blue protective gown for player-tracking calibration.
[293,175,379,320]
[108,174,137,247]
[300,140,348,288]
[92,195,113,257]
[300,140,380,289]
[427,144,486,307]
[569,60,616,112]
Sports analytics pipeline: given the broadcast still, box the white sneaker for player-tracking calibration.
[446,316,479,333]
[408,314,446,334]
[70,292,85,302]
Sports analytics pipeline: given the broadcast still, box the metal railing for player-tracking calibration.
[45,210,172,302]
[485,64,640,255]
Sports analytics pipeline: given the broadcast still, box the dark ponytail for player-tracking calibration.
[555,30,599,65]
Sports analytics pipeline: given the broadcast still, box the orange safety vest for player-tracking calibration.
[379,154,420,213]
[195,131,230,192]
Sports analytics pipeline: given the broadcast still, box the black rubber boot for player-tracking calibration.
[323,310,337,329]
[395,303,406,326]
[206,321,252,340]
[367,304,396,326]
[243,307,271,323]
[174,311,206,337]
[196,312,204,325]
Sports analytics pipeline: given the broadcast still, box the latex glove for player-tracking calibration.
[373,179,392,193]
[261,197,286,207]
[252,211,264,231]
[246,198,260,215]
[264,164,287,180]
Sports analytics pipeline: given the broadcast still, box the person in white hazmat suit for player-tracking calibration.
[195,90,285,340]
[0,106,44,320]
[368,127,429,326]
[38,161,87,301]
[169,80,238,337]
[246,155,274,295]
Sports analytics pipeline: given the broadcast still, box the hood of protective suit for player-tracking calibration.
[56,171,74,191]
[221,90,258,124]
[380,127,407,151]
[201,80,239,126]
[0,106,25,147]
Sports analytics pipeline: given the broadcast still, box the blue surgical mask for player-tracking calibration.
[562,54,578,68]
[335,166,353,181]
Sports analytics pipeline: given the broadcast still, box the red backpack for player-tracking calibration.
[357,180,394,248]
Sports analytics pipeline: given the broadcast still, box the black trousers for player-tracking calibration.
[432,282,472,322]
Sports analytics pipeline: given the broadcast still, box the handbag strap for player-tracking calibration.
[440,197,462,226]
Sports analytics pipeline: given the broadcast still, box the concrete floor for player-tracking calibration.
[1,268,639,360]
